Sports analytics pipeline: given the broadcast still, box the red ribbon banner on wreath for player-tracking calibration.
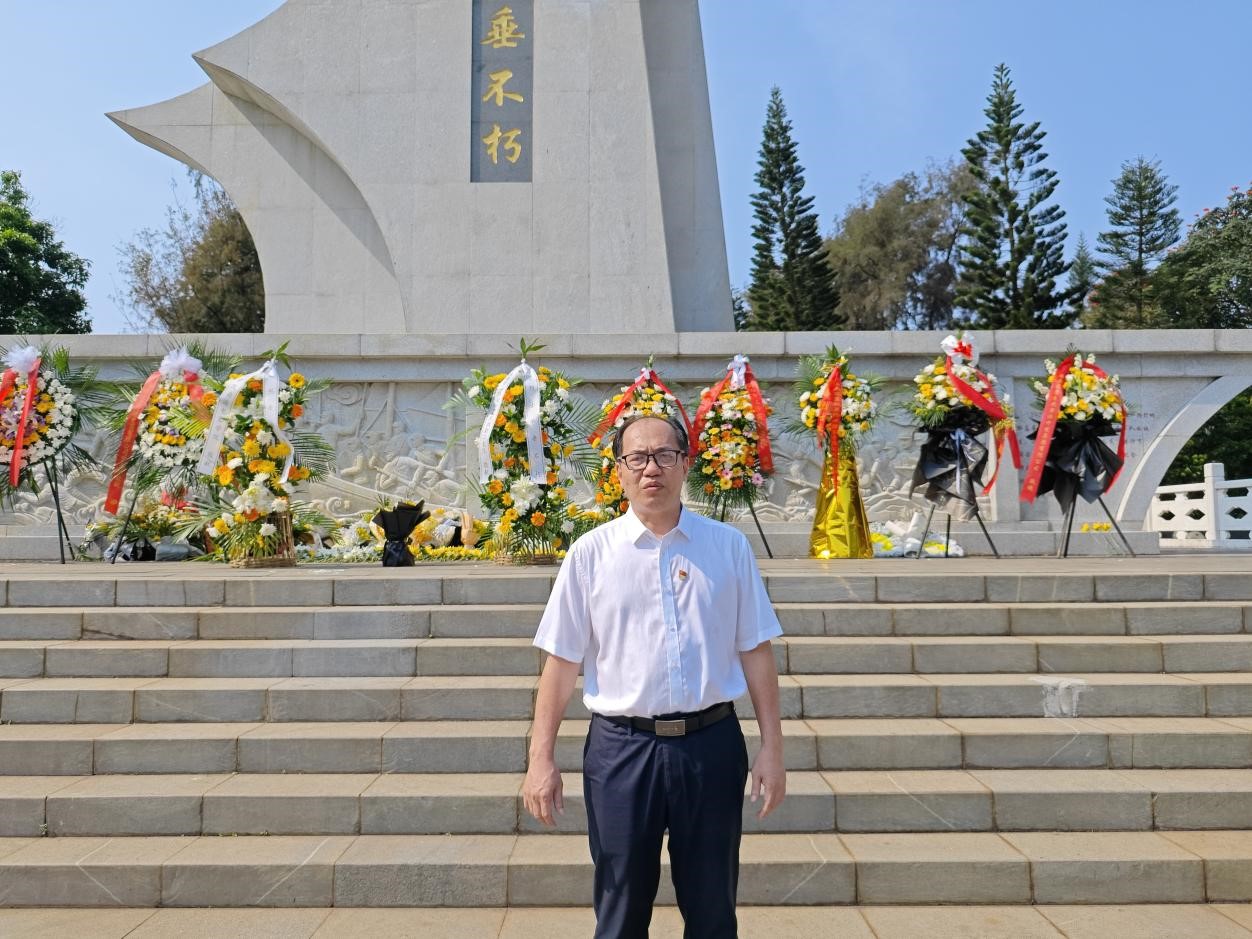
[1020,354,1128,503]
[815,366,845,492]
[589,367,692,448]
[688,359,773,473]
[105,370,204,514]
[945,356,1022,494]
[1,358,43,488]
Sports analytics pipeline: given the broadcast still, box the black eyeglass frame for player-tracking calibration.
[615,448,686,471]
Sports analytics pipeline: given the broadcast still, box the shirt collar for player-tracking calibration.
[624,505,694,545]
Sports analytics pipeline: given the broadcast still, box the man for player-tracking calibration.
[522,413,786,938]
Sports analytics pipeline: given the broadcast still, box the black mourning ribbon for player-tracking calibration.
[1029,417,1124,513]
[911,409,991,520]
[373,501,429,567]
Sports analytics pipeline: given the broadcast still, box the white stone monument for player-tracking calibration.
[108,0,733,336]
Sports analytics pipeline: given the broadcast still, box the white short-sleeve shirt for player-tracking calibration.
[533,507,783,717]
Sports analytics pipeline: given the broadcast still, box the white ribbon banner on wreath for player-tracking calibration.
[477,360,547,485]
[728,353,749,390]
[195,359,294,484]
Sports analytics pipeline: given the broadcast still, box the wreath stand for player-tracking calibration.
[915,435,1001,560]
[720,502,773,559]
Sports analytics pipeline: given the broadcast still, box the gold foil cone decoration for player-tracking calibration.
[810,448,872,559]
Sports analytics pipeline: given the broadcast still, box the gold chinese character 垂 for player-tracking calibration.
[481,123,523,165]
[482,68,524,107]
[481,5,525,49]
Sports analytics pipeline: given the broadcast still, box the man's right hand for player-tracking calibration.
[522,756,565,827]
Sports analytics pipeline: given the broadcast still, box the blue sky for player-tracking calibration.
[4,1,1250,333]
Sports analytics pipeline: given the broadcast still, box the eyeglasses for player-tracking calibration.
[616,449,684,471]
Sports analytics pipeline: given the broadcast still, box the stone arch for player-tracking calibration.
[1116,374,1252,528]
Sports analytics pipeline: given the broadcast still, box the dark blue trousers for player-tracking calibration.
[583,709,749,939]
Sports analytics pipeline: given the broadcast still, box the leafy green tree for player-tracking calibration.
[1088,157,1181,327]
[117,172,264,333]
[1068,233,1098,320]
[0,170,91,334]
[955,64,1074,328]
[744,87,839,331]
[1153,183,1252,329]
[1163,393,1252,485]
[826,161,973,330]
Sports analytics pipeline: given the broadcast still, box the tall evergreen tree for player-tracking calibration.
[955,64,1074,328]
[1068,233,1098,320]
[744,87,839,331]
[1089,157,1181,327]
[0,170,91,334]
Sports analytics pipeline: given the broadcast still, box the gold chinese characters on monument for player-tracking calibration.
[471,2,533,181]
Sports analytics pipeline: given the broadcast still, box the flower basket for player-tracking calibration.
[456,343,599,561]
[228,511,295,568]
[493,548,561,566]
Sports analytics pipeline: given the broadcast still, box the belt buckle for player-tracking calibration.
[654,718,687,737]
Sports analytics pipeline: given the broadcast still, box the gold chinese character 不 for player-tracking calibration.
[482,123,523,165]
[482,68,524,107]
[481,5,525,49]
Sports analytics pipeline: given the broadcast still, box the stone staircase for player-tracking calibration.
[4,558,1252,936]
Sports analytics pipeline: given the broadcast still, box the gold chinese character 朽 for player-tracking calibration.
[482,123,523,165]
[482,68,524,107]
[481,5,525,49]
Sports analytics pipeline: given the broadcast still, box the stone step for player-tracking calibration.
[8,717,1252,775]
[1,831,1251,906]
[4,905,1252,939]
[7,634,1252,679]
[9,769,1252,838]
[6,600,1250,641]
[6,673,1252,724]
[4,561,1252,608]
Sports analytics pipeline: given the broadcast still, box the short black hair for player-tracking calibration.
[611,413,689,460]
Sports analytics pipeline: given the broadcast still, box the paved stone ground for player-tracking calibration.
[6,905,1252,937]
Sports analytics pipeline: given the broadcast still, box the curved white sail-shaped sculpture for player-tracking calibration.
[108,0,733,335]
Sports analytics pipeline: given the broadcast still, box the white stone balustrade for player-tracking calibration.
[1152,463,1252,549]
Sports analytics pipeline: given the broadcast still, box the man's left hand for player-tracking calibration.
[749,743,786,819]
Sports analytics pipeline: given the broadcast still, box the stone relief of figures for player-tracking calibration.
[0,378,944,532]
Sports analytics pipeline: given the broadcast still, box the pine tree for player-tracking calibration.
[1090,157,1181,327]
[745,87,839,331]
[0,170,91,334]
[955,64,1074,328]
[1068,233,1098,319]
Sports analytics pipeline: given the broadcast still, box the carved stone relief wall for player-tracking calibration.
[1,331,1248,540]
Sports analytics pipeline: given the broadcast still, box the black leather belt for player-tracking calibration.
[599,701,734,737]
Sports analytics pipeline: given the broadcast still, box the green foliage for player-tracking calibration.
[956,64,1074,328]
[826,161,974,330]
[1087,157,1182,327]
[1164,392,1252,485]
[1067,234,1098,319]
[744,87,840,331]
[1152,184,1252,329]
[0,171,91,334]
[117,172,264,333]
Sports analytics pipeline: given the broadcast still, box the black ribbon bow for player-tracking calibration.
[911,409,991,520]
[1029,417,1124,513]
[372,501,429,567]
